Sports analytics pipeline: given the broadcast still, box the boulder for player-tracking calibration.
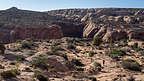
[128,30,144,41]
[46,55,73,72]
[123,16,136,23]
[30,55,74,72]
[114,16,123,22]
[102,29,127,42]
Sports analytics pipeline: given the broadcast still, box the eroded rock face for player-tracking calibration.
[53,22,85,37]
[128,31,144,41]
[0,8,144,43]
[83,21,100,38]
[102,29,128,42]
[10,26,63,42]
[0,26,63,43]
[94,27,107,38]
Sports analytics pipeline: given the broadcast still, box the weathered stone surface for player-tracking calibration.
[128,30,144,41]
[10,26,63,42]
[94,26,107,38]
[123,16,136,23]
[0,8,144,43]
[102,29,128,42]
[83,21,100,38]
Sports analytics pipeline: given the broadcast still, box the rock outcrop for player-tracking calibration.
[102,29,128,42]
[0,7,85,43]
[0,8,144,43]
[10,26,63,42]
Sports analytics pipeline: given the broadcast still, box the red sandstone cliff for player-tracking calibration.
[10,26,63,42]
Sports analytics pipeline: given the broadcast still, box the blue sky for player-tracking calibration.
[0,0,144,11]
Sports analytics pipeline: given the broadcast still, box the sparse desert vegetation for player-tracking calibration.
[0,7,144,81]
[0,37,143,81]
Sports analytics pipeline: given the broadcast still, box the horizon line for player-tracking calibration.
[1,7,144,12]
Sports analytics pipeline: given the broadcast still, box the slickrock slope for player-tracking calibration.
[47,8,144,41]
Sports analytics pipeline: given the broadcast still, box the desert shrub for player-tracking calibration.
[61,53,68,60]
[93,37,102,46]
[120,39,127,43]
[66,38,74,43]
[128,76,135,81]
[46,51,54,55]
[122,59,141,71]
[67,44,75,49]
[32,56,49,70]
[76,68,84,71]
[77,42,85,46]
[89,51,96,57]
[29,51,35,56]
[0,69,20,78]
[17,55,25,61]
[141,58,144,62]
[53,42,61,46]
[88,77,97,81]
[93,62,101,68]
[108,49,126,59]
[16,40,22,43]
[34,71,48,81]
[21,41,34,49]
[71,59,84,66]
[51,46,64,52]
[112,77,119,81]
[131,43,138,49]
[0,43,6,54]
[134,47,143,52]
[86,43,91,46]
[130,43,143,51]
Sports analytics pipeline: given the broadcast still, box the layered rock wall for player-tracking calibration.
[0,26,63,43]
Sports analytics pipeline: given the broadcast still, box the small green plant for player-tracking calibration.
[51,46,64,52]
[88,77,97,81]
[34,71,48,81]
[134,47,143,52]
[61,53,68,60]
[32,56,49,70]
[89,51,95,57]
[76,68,84,71]
[71,59,84,66]
[46,51,54,55]
[130,42,143,51]
[131,43,138,49]
[29,51,35,56]
[93,37,102,46]
[0,43,6,54]
[21,41,34,49]
[66,38,74,43]
[122,59,141,71]
[0,69,20,78]
[128,75,135,81]
[17,55,25,61]
[16,40,22,43]
[93,62,101,68]
[108,49,126,59]
[67,44,75,49]
[141,58,144,62]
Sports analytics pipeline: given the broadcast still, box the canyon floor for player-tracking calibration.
[0,37,143,81]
